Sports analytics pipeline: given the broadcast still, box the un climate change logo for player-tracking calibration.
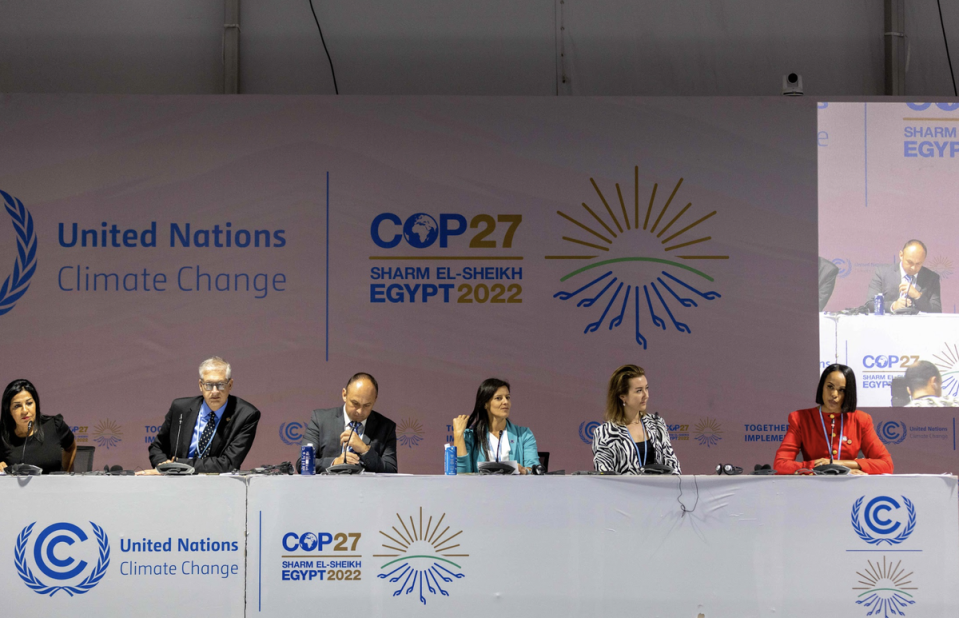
[851,496,916,545]
[376,508,467,605]
[832,257,852,278]
[280,422,304,446]
[15,521,110,597]
[877,421,907,446]
[547,171,725,349]
[578,421,600,445]
[0,191,38,317]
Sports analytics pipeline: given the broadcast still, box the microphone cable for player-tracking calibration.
[676,474,699,516]
[308,0,339,94]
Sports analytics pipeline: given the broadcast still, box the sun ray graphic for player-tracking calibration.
[548,169,726,347]
[932,343,959,398]
[396,418,424,448]
[852,556,917,617]
[92,419,123,450]
[693,417,723,447]
[374,507,468,604]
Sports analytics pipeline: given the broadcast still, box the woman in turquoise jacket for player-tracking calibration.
[452,378,540,474]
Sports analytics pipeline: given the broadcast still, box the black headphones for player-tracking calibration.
[715,463,743,475]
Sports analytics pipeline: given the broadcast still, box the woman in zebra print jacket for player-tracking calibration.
[591,364,681,474]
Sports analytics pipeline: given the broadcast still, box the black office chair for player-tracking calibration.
[537,451,549,473]
[73,446,96,472]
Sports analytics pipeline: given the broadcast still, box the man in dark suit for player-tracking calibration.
[301,372,397,473]
[818,257,840,311]
[866,239,941,313]
[148,356,260,473]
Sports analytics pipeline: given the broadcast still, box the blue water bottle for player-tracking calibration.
[301,443,315,475]
[444,444,457,475]
[874,293,884,316]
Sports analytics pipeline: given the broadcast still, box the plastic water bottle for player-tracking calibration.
[444,444,457,475]
[300,443,315,475]
[874,293,884,316]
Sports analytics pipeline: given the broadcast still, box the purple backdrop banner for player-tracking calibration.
[0,95,953,474]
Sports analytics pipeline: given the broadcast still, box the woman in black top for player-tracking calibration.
[0,379,76,474]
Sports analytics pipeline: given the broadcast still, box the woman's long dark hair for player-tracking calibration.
[1,379,44,448]
[466,378,510,461]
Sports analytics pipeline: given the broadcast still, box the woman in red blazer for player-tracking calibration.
[774,364,893,475]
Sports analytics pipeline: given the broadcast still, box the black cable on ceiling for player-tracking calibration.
[936,0,958,96]
[308,0,339,94]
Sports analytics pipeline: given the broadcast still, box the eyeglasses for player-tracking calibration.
[201,381,230,391]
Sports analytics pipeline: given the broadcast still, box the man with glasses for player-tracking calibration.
[148,356,261,472]
[301,372,397,473]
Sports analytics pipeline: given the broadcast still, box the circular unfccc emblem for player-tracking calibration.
[15,521,111,597]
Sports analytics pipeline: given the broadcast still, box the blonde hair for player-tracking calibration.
[605,364,646,425]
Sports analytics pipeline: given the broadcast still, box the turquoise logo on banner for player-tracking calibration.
[15,521,111,597]
[851,496,916,546]
[0,190,38,316]
[377,508,467,605]
[548,171,725,349]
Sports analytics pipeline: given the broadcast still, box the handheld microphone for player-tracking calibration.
[342,422,358,459]
[327,421,362,475]
[11,421,42,476]
[901,275,914,298]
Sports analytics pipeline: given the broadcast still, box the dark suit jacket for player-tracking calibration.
[301,407,397,473]
[148,395,260,473]
[866,263,941,313]
[818,257,840,311]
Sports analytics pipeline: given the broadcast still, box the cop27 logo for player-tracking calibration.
[15,521,110,596]
[376,508,467,605]
[851,496,916,545]
[547,170,725,349]
[906,102,959,111]
[0,190,38,316]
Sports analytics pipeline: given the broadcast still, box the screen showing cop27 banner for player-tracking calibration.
[819,102,959,409]
[0,95,952,475]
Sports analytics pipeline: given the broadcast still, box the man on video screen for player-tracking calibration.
[866,239,941,314]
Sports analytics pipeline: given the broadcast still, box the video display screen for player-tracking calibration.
[818,102,959,407]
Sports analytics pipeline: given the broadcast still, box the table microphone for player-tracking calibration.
[157,412,195,475]
[812,417,850,475]
[10,421,42,476]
